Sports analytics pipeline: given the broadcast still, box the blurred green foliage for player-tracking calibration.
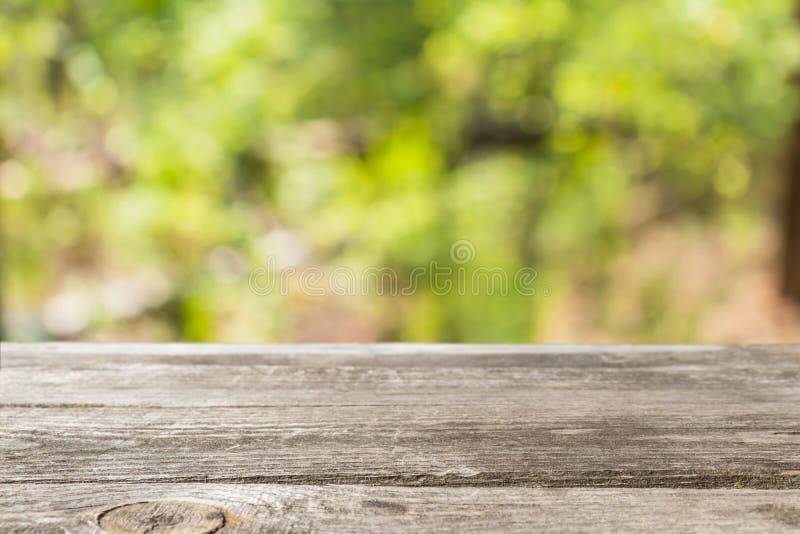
[1,0,798,342]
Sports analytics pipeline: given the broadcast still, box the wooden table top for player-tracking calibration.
[2,343,800,532]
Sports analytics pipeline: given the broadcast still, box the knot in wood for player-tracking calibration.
[97,501,225,534]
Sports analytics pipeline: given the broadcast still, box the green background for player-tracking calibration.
[2,0,799,342]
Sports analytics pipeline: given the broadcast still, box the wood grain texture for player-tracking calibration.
[2,343,800,488]
[97,500,226,534]
[2,343,800,532]
[3,484,800,533]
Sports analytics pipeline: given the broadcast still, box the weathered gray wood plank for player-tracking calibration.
[2,343,798,407]
[4,342,795,368]
[2,484,800,533]
[2,343,799,488]
[4,404,800,487]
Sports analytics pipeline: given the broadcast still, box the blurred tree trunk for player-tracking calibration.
[784,122,800,301]
[0,199,4,339]
[785,4,800,301]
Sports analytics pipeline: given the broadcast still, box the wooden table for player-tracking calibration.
[2,343,800,532]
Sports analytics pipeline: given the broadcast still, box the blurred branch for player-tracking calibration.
[466,120,547,151]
